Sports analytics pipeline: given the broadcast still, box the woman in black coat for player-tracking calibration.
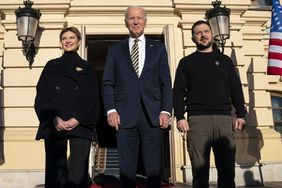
[34,27,100,188]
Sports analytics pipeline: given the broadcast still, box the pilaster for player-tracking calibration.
[242,9,276,128]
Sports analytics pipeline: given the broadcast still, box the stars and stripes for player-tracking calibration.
[268,0,282,75]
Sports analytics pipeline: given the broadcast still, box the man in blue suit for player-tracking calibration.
[102,5,172,188]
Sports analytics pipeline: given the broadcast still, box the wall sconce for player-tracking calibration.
[205,0,230,53]
[15,0,41,67]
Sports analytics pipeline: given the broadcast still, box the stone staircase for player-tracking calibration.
[92,148,120,178]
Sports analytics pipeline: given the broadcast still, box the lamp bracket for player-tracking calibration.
[22,40,35,68]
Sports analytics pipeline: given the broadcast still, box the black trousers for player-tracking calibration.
[187,115,236,188]
[116,105,162,188]
[44,137,91,188]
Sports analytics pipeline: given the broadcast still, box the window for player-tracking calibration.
[271,95,282,134]
[250,0,272,10]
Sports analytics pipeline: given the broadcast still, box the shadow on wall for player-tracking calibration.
[230,42,238,66]
[229,43,264,166]
[230,46,265,186]
[235,127,264,166]
[28,27,44,68]
[234,126,264,186]
[243,170,262,186]
[0,88,4,166]
[34,185,44,188]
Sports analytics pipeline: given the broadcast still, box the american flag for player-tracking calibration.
[268,0,282,75]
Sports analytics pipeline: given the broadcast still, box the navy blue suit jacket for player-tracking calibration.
[102,37,172,128]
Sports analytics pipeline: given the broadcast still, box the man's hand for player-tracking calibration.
[159,113,171,129]
[234,118,246,131]
[107,112,120,130]
[177,119,190,133]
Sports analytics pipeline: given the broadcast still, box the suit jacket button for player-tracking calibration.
[55,86,60,90]
[75,86,79,90]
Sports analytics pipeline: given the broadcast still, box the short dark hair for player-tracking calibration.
[191,20,211,36]
[59,26,82,41]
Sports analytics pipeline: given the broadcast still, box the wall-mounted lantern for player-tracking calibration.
[15,0,41,67]
[205,0,230,53]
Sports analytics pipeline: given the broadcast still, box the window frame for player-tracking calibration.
[271,93,282,134]
[249,0,272,10]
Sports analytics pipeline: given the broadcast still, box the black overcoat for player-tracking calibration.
[34,52,100,140]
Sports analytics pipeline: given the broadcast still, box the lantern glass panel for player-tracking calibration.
[209,15,230,41]
[17,16,38,41]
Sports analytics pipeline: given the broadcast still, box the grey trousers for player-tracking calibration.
[187,115,236,188]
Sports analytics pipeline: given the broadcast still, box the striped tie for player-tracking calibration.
[131,39,139,75]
